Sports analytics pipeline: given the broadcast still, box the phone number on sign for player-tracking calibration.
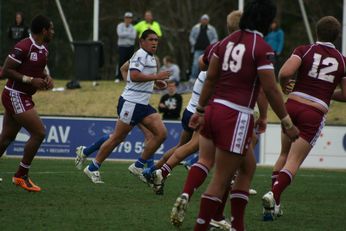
[113,141,164,154]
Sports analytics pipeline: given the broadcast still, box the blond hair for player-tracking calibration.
[227,10,242,33]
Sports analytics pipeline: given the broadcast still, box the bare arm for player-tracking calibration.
[279,56,301,94]
[130,69,170,82]
[255,87,268,133]
[259,69,299,140]
[120,61,130,81]
[2,57,47,90]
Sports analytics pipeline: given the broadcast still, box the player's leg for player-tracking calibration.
[84,119,133,183]
[150,131,199,195]
[230,142,256,230]
[137,123,155,167]
[171,135,215,227]
[0,111,21,157]
[75,134,111,170]
[12,108,46,192]
[271,132,291,187]
[194,149,243,231]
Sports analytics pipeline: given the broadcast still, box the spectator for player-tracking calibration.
[160,56,180,84]
[134,10,162,38]
[8,12,29,47]
[115,12,137,83]
[189,14,218,82]
[265,20,284,76]
[158,80,182,120]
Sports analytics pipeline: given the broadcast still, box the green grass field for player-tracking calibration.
[1,158,346,231]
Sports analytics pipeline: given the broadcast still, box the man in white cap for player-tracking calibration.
[115,11,137,83]
[189,14,218,83]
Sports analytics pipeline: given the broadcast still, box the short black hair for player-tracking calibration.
[239,0,276,36]
[30,15,51,34]
[140,29,157,40]
[316,16,341,43]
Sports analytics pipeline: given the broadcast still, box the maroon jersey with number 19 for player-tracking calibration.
[213,30,274,109]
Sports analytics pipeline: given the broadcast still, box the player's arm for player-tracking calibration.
[259,69,299,141]
[332,78,346,102]
[279,55,301,94]
[199,55,208,71]
[130,69,170,82]
[197,55,220,109]
[120,61,129,81]
[255,87,268,134]
[3,57,47,90]
[43,66,54,90]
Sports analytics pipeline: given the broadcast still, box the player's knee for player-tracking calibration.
[32,129,46,142]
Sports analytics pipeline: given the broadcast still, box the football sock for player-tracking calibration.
[231,190,249,231]
[213,188,230,221]
[135,158,147,168]
[88,159,101,171]
[272,169,292,205]
[182,162,209,198]
[146,157,154,168]
[194,194,222,231]
[160,163,172,178]
[14,162,30,177]
[84,134,110,156]
[271,170,279,188]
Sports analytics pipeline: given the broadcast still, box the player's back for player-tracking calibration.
[213,30,274,109]
[291,42,346,109]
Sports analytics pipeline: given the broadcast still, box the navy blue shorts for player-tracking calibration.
[117,96,157,126]
[181,108,194,133]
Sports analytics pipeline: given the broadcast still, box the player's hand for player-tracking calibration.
[255,117,267,134]
[44,75,54,90]
[31,78,48,90]
[283,79,295,95]
[189,112,204,131]
[156,71,171,80]
[282,125,299,142]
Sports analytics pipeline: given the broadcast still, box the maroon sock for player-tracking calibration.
[14,162,30,177]
[182,163,209,198]
[272,169,292,205]
[194,194,222,231]
[213,188,230,221]
[231,190,249,231]
[271,171,279,188]
[160,163,172,178]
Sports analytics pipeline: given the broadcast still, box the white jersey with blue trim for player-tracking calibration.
[121,48,157,105]
[186,71,206,113]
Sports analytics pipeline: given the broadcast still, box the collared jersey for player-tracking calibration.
[121,48,157,105]
[6,35,48,95]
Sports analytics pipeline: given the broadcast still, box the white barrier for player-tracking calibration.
[260,124,346,169]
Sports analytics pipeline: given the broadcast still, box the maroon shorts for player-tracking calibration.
[200,102,254,155]
[1,88,35,114]
[286,99,325,146]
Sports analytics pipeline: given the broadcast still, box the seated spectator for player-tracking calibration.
[160,56,180,84]
[158,80,182,120]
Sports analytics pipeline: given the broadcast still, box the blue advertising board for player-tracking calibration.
[6,116,260,162]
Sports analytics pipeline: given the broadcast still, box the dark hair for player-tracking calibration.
[316,16,341,43]
[239,0,276,36]
[30,15,51,34]
[140,29,157,40]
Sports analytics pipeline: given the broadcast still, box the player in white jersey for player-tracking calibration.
[83,29,171,183]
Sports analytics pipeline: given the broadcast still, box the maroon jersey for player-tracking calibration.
[290,42,346,110]
[6,36,48,95]
[213,30,274,109]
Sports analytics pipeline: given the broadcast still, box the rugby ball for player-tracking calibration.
[154,80,168,90]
